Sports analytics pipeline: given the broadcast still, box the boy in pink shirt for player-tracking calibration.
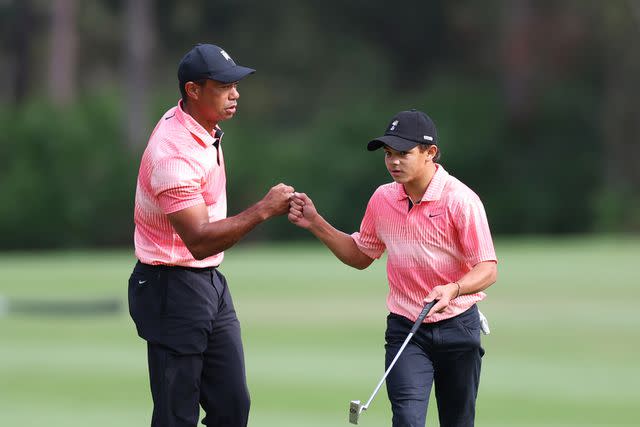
[289,110,497,426]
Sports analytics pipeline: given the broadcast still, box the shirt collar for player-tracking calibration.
[174,100,223,147]
[395,164,449,202]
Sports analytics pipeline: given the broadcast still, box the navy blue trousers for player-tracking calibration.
[385,305,484,427]
[128,261,250,427]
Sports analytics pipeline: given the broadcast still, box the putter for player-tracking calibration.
[349,299,437,424]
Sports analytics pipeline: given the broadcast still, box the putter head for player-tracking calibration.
[349,400,365,424]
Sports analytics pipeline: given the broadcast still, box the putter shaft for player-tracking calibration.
[361,329,414,411]
[351,300,437,422]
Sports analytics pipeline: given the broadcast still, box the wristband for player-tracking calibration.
[453,282,460,299]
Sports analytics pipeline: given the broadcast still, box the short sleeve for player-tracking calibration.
[452,195,497,266]
[151,156,205,214]
[351,194,386,259]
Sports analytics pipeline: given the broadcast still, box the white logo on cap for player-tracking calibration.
[423,135,433,141]
[390,120,399,131]
[220,50,232,61]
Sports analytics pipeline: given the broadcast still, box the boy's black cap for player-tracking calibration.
[367,109,438,151]
[178,43,255,85]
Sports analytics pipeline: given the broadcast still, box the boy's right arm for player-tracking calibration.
[288,192,374,270]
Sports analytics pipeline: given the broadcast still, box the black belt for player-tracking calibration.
[137,260,219,273]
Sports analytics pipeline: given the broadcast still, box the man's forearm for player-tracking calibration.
[308,215,373,270]
[188,201,269,260]
[170,183,293,260]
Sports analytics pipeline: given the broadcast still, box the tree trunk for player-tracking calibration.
[125,0,155,151]
[501,0,537,125]
[11,0,35,104]
[48,0,77,107]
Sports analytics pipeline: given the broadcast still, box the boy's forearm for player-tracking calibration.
[308,215,373,270]
[456,261,497,295]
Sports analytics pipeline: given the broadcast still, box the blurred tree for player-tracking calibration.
[49,0,77,106]
[125,0,155,150]
[1,0,639,248]
[501,0,536,124]
[7,0,35,104]
[432,0,602,233]
[596,0,640,231]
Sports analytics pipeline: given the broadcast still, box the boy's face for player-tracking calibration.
[383,145,436,185]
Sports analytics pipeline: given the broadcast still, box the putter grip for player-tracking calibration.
[410,300,437,334]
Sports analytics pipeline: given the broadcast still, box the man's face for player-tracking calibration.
[189,79,240,123]
[383,145,432,184]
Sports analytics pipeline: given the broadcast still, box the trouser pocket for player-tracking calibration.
[128,262,167,343]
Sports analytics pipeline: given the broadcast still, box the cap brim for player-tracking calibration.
[210,66,256,83]
[367,135,419,151]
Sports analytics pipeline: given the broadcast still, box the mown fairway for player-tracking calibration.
[1,237,638,426]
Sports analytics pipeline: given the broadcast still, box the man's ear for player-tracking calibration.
[185,81,200,101]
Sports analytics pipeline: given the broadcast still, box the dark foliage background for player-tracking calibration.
[1,0,638,248]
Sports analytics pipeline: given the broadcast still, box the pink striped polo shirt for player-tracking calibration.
[352,164,497,323]
[134,100,227,267]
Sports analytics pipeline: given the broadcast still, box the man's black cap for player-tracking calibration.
[178,43,255,85]
[367,109,438,151]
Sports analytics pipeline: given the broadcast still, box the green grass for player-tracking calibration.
[1,236,639,426]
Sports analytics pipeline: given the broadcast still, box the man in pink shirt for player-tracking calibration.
[128,43,294,427]
[289,109,497,426]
